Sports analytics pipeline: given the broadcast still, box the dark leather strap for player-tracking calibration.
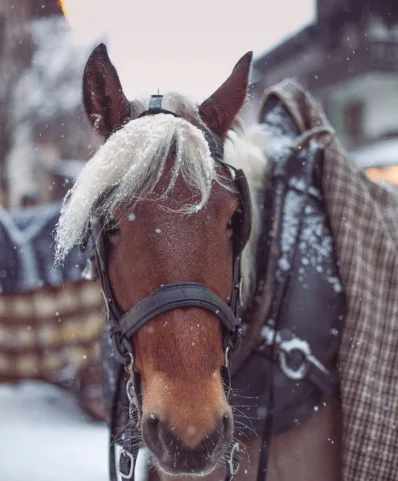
[138,107,180,119]
[118,282,240,339]
[137,95,180,119]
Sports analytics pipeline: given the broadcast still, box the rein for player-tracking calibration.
[88,95,252,481]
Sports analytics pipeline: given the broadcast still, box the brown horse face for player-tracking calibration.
[80,44,252,475]
[107,180,237,474]
[106,180,238,474]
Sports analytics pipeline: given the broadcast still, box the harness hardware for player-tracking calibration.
[226,442,241,479]
[118,449,135,479]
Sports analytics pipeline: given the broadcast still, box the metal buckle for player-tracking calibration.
[118,448,134,479]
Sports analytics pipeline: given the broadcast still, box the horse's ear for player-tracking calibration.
[82,43,131,139]
[199,51,252,138]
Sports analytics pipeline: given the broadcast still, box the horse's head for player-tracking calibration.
[56,44,252,476]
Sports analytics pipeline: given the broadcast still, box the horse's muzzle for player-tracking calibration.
[142,412,233,475]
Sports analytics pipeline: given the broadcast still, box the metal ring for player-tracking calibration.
[278,338,312,380]
[126,378,135,402]
[119,449,135,479]
[227,442,240,476]
[279,350,309,380]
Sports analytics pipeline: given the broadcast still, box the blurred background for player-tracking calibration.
[0,0,398,480]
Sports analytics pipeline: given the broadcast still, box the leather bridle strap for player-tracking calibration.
[116,282,241,345]
[90,94,248,481]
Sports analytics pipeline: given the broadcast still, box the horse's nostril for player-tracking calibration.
[144,413,160,449]
[148,413,160,427]
[223,412,233,438]
[142,412,234,474]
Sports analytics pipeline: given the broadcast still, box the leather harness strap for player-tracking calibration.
[116,282,241,343]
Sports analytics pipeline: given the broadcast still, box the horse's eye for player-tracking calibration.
[227,208,242,230]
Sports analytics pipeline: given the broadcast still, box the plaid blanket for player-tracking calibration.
[261,79,398,481]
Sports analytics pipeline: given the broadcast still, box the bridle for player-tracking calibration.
[84,95,253,481]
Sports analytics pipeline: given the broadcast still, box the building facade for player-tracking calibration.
[251,0,398,152]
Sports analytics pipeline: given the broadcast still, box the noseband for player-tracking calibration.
[86,95,252,481]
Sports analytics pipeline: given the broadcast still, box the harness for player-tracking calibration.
[87,95,253,481]
[86,94,344,481]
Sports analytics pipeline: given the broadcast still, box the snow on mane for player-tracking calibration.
[54,112,269,304]
[54,113,221,263]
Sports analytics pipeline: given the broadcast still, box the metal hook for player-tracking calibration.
[224,346,230,369]
[227,442,240,478]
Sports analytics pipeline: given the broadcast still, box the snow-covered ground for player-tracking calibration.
[0,381,108,481]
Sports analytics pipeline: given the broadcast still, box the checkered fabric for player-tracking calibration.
[0,280,103,380]
[0,279,105,419]
[262,79,398,481]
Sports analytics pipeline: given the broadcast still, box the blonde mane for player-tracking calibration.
[54,113,226,262]
[54,103,269,304]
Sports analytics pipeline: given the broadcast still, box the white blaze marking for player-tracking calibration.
[187,426,197,436]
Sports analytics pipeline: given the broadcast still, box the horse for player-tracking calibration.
[55,44,344,481]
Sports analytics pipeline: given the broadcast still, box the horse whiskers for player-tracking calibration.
[231,407,258,434]
[232,409,262,421]
[229,388,261,399]
[233,425,255,439]
[231,403,263,412]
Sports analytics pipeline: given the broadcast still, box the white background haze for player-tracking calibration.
[62,0,315,100]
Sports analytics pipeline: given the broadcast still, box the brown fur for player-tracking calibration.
[107,177,237,450]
